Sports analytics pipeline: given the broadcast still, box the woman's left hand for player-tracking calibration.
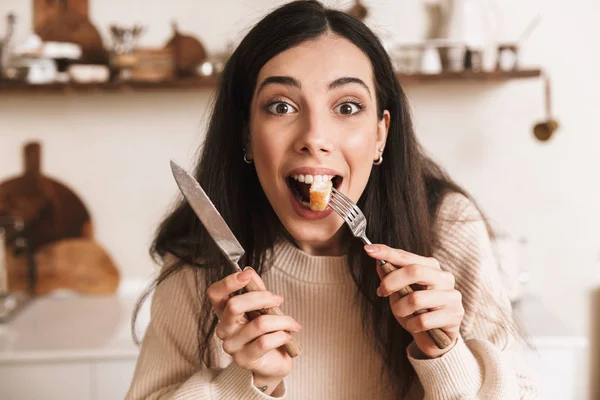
[364,244,464,359]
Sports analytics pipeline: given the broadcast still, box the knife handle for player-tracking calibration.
[379,261,454,350]
[244,279,302,358]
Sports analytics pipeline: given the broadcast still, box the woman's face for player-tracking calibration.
[248,34,390,255]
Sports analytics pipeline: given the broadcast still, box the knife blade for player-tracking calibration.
[170,160,245,273]
[170,160,301,358]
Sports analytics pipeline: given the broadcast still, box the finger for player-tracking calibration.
[206,268,255,316]
[364,244,440,269]
[390,289,461,319]
[246,310,262,321]
[222,315,302,354]
[243,268,269,293]
[218,291,284,335]
[403,309,462,334]
[375,262,385,280]
[378,264,455,296]
[234,331,294,369]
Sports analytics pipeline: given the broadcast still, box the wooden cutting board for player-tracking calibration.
[6,238,120,295]
[34,0,89,31]
[34,0,107,65]
[0,141,119,295]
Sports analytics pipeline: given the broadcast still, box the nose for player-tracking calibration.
[293,109,335,156]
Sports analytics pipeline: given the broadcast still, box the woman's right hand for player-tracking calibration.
[206,267,301,393]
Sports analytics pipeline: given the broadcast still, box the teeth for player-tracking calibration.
[291,174,334,183]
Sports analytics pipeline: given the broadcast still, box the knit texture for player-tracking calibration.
[125,193,541,399]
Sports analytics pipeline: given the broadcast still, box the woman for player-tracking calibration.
[126,1,540,399]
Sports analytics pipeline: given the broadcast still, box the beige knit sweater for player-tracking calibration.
[126,193,541,399]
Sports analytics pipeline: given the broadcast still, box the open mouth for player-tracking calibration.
[286,174,343,209]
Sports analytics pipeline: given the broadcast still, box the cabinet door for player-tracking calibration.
[0,362,93,400]
[94,359,138,400]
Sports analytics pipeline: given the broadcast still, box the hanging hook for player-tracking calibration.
[533,72,560,142]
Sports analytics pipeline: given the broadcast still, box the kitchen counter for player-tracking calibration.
[0,279,153,363]
[0,292,150,363]
[0,283,153,400]
[0,288,588,363]
[0,287,591,400]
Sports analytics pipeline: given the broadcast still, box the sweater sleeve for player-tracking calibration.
[407,193,542,399]
[124,263,286,400]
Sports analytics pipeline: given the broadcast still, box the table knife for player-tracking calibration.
[170,160,301,358]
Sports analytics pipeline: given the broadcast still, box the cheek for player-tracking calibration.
[249,114,285,161]
[349,153,374,186]
[343,116,379,148]
[343,127,377,192]
[344,127,378,162]
[249,130,288,199]
[252,138,278,189]
[252,137,277,164]
[252,133,290,178]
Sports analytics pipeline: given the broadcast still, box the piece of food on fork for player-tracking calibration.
[287,173,340,211]
[309,179,333,211]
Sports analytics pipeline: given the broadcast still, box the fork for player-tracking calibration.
[329,187,453,350]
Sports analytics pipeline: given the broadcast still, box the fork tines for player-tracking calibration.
[329,188,358,220]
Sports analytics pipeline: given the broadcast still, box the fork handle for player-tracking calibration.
[244,279,302,358]
[380,262,454,350]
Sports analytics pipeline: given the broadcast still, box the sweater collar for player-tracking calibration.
[268,239,353,285]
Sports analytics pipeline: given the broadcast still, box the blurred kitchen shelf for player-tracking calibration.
[0,76,219,94]
[0,69,542,94]
[397,69,542,83]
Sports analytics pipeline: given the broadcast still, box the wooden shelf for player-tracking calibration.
[397,69,542,83]
[0,69,541,94]
[0,76,219,94]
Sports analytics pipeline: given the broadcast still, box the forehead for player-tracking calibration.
[256,34,374,89]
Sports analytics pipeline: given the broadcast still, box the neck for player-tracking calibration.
[284,229,348,256]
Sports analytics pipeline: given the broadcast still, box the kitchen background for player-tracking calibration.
[0,0,599,399]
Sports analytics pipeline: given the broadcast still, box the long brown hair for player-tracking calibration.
[134,1,479,397]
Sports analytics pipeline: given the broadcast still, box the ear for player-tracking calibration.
[375,110,390,158]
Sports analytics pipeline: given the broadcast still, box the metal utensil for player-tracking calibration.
[329,187,453,349]
[170,160,301,358]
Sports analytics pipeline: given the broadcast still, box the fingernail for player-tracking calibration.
[364,245,379,253]
[376,286,383,297]
[274,294,284,303]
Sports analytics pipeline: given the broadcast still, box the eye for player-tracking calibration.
[266,101,297,115]
[334,102,364,115]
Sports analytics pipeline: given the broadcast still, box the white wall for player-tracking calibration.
[1,0,598,345]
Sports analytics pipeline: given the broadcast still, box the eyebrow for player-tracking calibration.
[257,76,301,95]
[256,75,371,98]
[328,77,371,98]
